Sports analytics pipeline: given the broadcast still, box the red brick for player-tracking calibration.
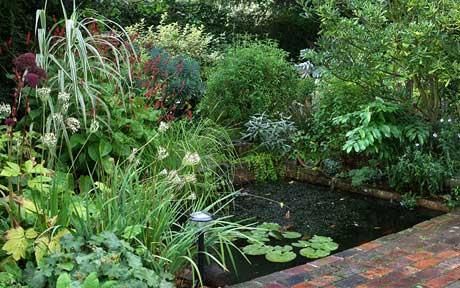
[263,283,287,288]
[413,257,443,270]
[358,242,381,251]
[306,276,338,287]
[436,250,460,260]
[406,251,434,262]
[423,269,460,288]
[362,267,393,280]
[291,282,316,288]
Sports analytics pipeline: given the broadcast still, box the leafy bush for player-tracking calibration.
[25,232,174,288]
[141,47,204,120]
[242,114,297,154]
[321,159,342,177]
[200,41,310,126]
[300,0,460,123]
[388,149,450,196]
[241,153,280,182]
[345,166,382,187]
[126,18,216,65]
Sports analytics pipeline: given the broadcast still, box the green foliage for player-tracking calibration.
[25,232,174,288]
[200,41,308,125]
[301,0,460,123]
[333,98,429,160]
[399,193,418,210]
[446,186,460,209]
[345,166,382,187]
[142,48,204,119]
[321,159,342,177]
[242,114,298,154]
[241,153,280,182]
[388,149,450,196]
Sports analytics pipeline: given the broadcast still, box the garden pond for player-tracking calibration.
[227,181,443,284]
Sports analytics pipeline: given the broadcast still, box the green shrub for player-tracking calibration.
[25,232,174,288]
[200,41,309,126]
[388,149,450,196]
[241,153,280,182]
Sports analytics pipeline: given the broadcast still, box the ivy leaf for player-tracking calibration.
[2,227,31,261]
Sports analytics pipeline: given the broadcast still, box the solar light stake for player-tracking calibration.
[190,211,213,288]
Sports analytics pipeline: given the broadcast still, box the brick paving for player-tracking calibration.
[231,211,460,288]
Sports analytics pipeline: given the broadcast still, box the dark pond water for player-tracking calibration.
[227,181,443,284]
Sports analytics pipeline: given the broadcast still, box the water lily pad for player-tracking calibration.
[265,250,296,263]
[258,222,281,231]
[248,231,270,243]
[269,230,284,240]
[282,231,302,239]
[309,235,333,243]
[292,240,311,248]
[242,244,272,256]
[272,245,293,252]
[310,241,339,252]
[299,247,330,259]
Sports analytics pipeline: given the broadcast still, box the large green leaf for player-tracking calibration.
[83,272,100,288]
[265,250,296,263]
[0,162,21,177]
[56,273,71,288]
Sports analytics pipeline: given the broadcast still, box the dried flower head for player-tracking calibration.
[90,120,100,133]
[183,174,197,184]
[158,121,170,133]
[65,117,80,133]
[157,146,169,160]
[52,113,63,123]
[0,103,11,118]
[182,152,200,166]
[37,87,51,102]
[42,133,57,148]
[167,170,183,188]
[58,91,71,103]
[159,168,168,176]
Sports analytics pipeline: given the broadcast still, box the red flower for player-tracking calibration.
[25,73,40,87]
[13,53,37,72]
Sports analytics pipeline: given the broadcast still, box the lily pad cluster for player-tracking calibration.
[293,235,339,259]
[242,222,338,263]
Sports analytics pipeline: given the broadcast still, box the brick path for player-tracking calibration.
[231,211,460,288]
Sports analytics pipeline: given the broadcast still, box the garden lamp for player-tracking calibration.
[190,211,213,287]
